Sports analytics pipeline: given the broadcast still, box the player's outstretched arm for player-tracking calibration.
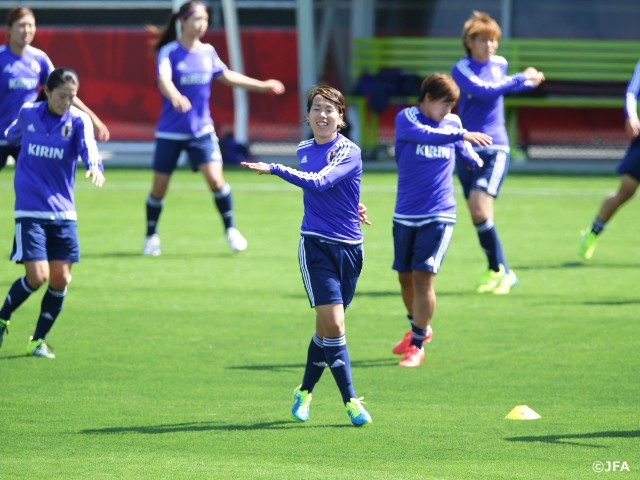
[240,161,271,175]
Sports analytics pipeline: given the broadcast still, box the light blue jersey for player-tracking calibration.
[625,60,640,120]
[0,44,54,145]
[451,55,536,148]
[155,40,227,139]
[269,133,363,244]
[5,102,103,220]
[394,106,482,225]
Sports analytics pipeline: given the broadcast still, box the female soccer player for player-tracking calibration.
[0,67,106,358]
[451,11,544,294]
[0,7,109,171]
[241,86,372,427]
[391,74,490,367]
[143,1,285,256]
[579,59,640,260]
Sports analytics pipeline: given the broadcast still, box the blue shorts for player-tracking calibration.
[615,136,640,181]
[11,219,79,263]
[392,221,454,274]
[298,236,363,309]
[0,144,20,170]
[152,133,223,174]
[456,149,509,199]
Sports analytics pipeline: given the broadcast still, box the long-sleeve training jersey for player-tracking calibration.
[5,102,103,220]
[268,133,363,244]
[0,44,54,145]
[394,106,482,225]
[625,60,640,120]
[155,40,228,139]
[451,54,537,148]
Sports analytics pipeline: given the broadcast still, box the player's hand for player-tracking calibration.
[463,131,492,147]
[86,168,106,187]
[240,161,271,175]
[171,94,192,113]
[92,118,110,142]
[625,116,640,140]
[358,202,372,225]
[262,79,285,95]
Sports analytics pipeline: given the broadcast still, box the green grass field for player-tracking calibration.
[0,166,638,479]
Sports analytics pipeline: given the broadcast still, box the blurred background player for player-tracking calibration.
[391,74,489,367]
[0,68,105,358]
[0,7,109,172]
[579,59,640,260]
[241,86,372,427]
[451,11,544,294]
[143,0,285,256]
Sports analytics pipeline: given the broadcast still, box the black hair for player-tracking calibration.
[35,67,79,102]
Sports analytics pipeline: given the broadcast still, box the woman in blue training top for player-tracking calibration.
[391,74,489,368]
[0,67,106,359]
[0,7,109,171]
[143,0,285,257]
[451,11,544,295]
[241,86,373,427]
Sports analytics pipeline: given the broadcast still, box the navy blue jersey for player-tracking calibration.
[5,102,103,220]
[155,40,227,139]
[0,44,54,145]
[451,55,536,148]
[269,133,363,244]
[625,60,640,120]
[394,106,482,225]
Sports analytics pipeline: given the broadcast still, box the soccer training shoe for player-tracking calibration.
[398,344,425,367]
[392,325,433,355]
[345,397,372,426]
[476,265,506,293]
[26,338,55,359]
[493,269,519,295]
[143,234,161,256]
[579,230,599,260]
[0,319,9,349]
[226,227,248,252]
[291,385,312,422]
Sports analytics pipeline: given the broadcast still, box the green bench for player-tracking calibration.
[347,37,640,157]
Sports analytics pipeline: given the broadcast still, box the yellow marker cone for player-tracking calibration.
[505,405,541,420]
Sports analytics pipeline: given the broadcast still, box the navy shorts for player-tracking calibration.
[11,219,79,263]
[0,144,20,170]
[457,149,509,199]
[392,221,454,274]
[298,236,363,309]
[152,132,223,174]
[616,136,640,181]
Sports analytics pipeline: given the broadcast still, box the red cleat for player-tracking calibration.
[391,325,432,355]
[398,344,425,367]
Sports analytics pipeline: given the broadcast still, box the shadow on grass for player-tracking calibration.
[505,429,640,447]
[226,358,397,372]
[80,420,351,434]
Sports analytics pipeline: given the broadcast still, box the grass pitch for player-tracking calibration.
[0,166,638,479]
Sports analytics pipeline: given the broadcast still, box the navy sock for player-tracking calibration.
[410,324,428,349]
[591,218,606,235]
[213,183,234,230]
[323,335,356,404]
[475,218,508,272]
[32,287,66,341]
[300,334,326,393]
[0,277,35,321]
[146,194,163,237]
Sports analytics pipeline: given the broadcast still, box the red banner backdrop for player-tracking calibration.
[1,27,300,141]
